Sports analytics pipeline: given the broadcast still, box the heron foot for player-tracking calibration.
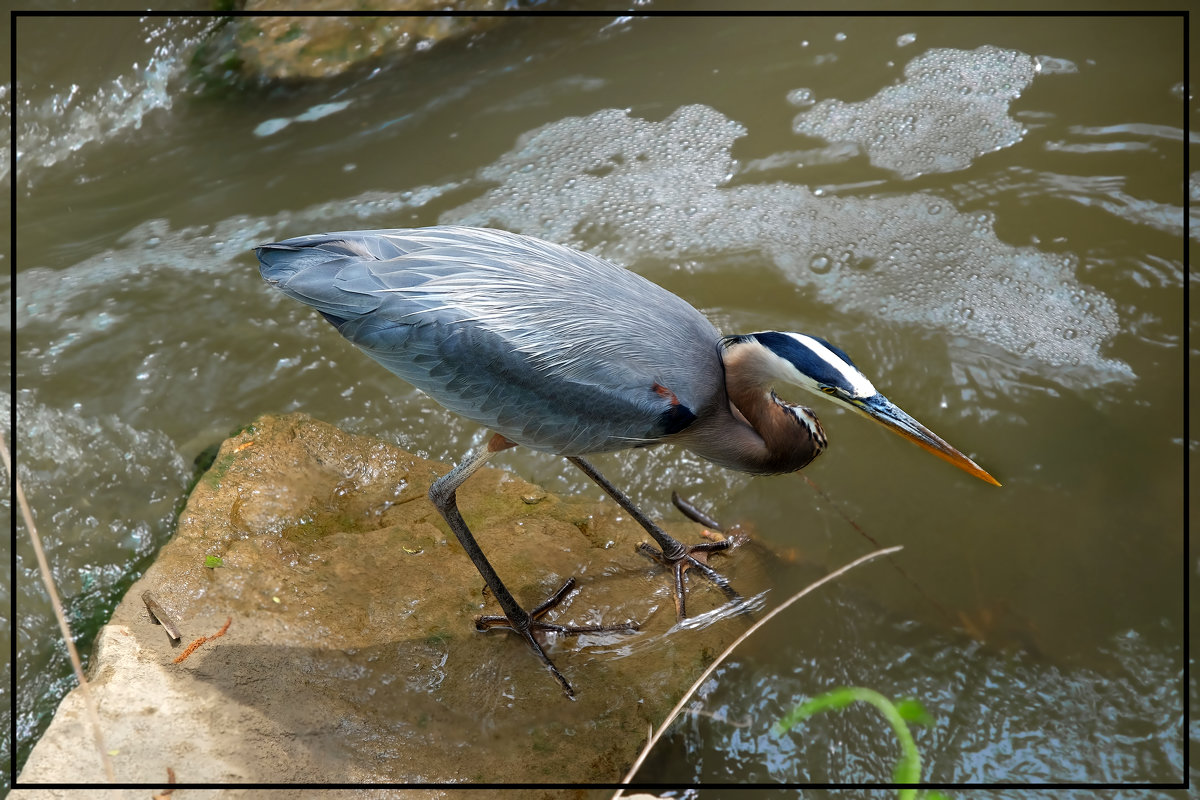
[634,492,748,620]
[636,540,740,620]
[474,577,638,698]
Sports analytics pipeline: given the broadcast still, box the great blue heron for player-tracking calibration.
[257,225,998,697]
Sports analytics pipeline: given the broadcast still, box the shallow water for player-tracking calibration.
[10,10,1191,790]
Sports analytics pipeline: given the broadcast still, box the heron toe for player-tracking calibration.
[636,536,740,620]
[474,577,639,698]
[623,493,743,619]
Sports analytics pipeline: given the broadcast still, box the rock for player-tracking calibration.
[15,413,777,785]
[231,2,508,81]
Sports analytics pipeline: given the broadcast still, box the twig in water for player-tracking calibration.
[614,544,902,794]
[1,432,117,782]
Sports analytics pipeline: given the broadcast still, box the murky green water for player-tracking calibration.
[10,9,1192,791]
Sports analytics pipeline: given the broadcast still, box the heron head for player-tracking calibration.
[720,331,1000,486]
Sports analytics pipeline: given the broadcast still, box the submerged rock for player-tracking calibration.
[16,413,780,784]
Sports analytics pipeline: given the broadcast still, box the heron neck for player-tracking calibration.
[681,341,826,475]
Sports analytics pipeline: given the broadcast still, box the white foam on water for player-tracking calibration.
[15,18,214,185]
[792,45,1037,179]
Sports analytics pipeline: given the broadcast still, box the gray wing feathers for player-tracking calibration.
[257,226,720,454]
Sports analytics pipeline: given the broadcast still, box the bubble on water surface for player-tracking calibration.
[791,45,1037,179]
[1033,54,1079,74]
[786,87,816,108]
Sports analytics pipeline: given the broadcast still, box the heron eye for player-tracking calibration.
[820,385,837,395]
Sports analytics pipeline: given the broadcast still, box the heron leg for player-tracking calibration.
[428,435,636,698]
[566,457,740,620]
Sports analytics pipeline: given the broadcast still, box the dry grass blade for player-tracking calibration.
[1,432,117,782]
[614,544,903,794]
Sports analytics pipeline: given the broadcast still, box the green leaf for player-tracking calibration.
[895,697,934,726]
[204,555,223,569]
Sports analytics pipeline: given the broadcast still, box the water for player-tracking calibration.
[10,10,1190,790]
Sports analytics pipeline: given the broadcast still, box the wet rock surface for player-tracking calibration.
[16,413,779,784]
[231,2,506,82]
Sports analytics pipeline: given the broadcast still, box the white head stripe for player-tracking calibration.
[784,333,877,398]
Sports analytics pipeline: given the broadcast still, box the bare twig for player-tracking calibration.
[1,432,116,781]
[614,544,903,795]
[141,591,181,641]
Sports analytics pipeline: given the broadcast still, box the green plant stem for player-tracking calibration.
[774,686,923,798]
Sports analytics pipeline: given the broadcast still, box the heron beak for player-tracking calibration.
[850,394,1001,486]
